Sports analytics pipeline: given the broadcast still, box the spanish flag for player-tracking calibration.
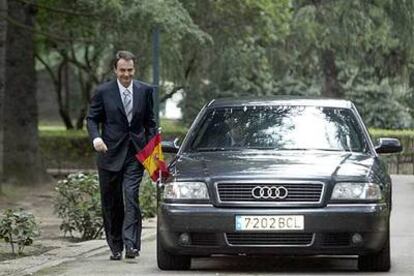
[135,133,169,181]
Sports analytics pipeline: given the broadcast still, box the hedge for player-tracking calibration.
[369,129,414,174]
[369,129,414,138]
[39,127,414,174]
[39,126,188,170]
[369,129,414,153]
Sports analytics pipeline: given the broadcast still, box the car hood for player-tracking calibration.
[172,151,376,181]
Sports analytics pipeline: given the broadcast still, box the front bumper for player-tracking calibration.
[158,203,389,256]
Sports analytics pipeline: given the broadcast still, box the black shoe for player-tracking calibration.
[125,248,139,259]
[110,252,122,261]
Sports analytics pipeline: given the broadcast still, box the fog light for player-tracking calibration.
[178,233,191,245]
[352,233,363,245]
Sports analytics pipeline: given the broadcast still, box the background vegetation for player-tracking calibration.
[0,208,39,255]
[0,0,413,250]
[15,0,414,128]
[54,172,156,240]
[38,125,414,175]
[1,0,414,185]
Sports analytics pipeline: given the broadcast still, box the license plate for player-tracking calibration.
[235,215,304,231]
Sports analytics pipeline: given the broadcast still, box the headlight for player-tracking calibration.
[331,182,382,200]
[163,182,209,200]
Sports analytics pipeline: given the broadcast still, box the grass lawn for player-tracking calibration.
[39,119,187,136]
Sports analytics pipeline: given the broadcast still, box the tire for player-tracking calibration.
[358,231,391,272]
[157,234,191,270]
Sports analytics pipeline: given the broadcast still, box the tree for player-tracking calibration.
[34,0,208,129]
[13,0,414,130]
[4,0,48,184]
[177,0,292,123]
[0,0,7,190]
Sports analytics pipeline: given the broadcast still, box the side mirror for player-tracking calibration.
[162,138,180,154]
[375,138,403,154]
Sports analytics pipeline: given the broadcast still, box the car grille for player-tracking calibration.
[190,233,219,246]
[216,182,324,204]
[321,233,351,247]
[226,233,314,246]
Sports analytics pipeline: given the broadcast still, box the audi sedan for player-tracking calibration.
[157,97,402,271]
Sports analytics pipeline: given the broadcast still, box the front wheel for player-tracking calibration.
[358,232,391,272]
[157,234,191,270]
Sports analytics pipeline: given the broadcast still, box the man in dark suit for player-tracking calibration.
[86,50,156,260]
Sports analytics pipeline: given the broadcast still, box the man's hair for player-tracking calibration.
[113,50,136,69]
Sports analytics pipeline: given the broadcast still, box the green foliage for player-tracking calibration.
[369,128,414,153]
[179,0,292,123]
[345,79,412,129]
[54,172,158,240]
[159,119,188,140]
[369,128,414,174]
[0,209,39,255]
[38,121,187,169]
[39,131,94,169]
[33,1,414,129]
[369,128,414,138]
[36,0,208,80]
[54,173,103,240]
[140,175,157,219]
[35,0,209,129]
[273,77,321,97]
[39,128,88,138]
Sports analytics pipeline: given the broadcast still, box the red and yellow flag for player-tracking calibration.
[135,133,169,181]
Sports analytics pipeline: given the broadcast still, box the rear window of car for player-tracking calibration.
[187,105,370,153]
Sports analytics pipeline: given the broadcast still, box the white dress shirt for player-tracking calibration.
[92,80,134,147]
[117,79,134,108]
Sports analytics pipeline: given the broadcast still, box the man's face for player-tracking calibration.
[114,58,135,87]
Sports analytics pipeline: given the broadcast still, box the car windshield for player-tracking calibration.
[188,105,370,153]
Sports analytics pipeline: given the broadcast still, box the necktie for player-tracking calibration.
[123,89,133,123]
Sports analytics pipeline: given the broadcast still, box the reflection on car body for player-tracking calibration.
[157,97,402,272]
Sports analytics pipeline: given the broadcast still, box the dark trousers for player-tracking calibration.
[98,144,144,254]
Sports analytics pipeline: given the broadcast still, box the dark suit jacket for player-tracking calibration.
[86,79,157,171]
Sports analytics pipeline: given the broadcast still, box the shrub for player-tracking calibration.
[0,208,39,255]
[54,172,103,240]
[369,129,414,153]
[39,131,95,170]
[140,174,157,219]
[345,78,413,129]
[54,172,158,240]
[369,128,414,174]
[38,122,188,170]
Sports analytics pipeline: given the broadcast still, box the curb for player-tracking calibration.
[0,219,156,276]
[80,230,156,259]
[0,240,107,276]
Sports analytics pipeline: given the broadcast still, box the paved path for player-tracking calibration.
[2,175,414,275]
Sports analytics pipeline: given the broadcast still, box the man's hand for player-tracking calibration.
[93,137,108,153]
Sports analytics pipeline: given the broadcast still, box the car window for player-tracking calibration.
[188,105,369,153]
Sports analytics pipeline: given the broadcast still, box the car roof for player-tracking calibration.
[207,96,353,109]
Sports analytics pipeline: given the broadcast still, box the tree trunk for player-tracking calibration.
[36,54,74,130]
[58,60,74,129]
[62,59,74,129]
[75,80,92,130]
[0,0,7,190]
[320,48,343,98]
[4,0,49,184]
[75,65,94,130]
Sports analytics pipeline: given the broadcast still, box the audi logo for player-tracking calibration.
[251,185,289,199]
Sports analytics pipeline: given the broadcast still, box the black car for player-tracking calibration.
[157,97,402,271]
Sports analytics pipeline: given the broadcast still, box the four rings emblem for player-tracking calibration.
[251,186,289,199]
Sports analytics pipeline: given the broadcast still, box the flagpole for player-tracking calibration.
[157,127,162,210]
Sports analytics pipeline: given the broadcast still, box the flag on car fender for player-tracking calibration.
[135,133,169,181]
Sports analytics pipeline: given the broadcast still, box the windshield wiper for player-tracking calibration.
[279,148,346,152]
[244,146,276,150]
[195,147,232,152]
